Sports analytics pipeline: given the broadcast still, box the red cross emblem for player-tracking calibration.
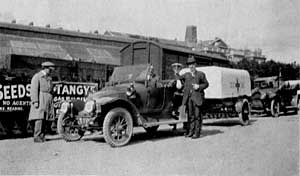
[235,79,240,92]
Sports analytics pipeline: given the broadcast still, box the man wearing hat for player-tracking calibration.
[29,61,55,143]
[179,56,209,139]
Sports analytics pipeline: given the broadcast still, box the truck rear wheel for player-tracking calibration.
[103,108,133,147]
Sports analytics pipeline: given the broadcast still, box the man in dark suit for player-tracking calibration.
[180,56,209,139]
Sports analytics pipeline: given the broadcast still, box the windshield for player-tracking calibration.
[109,64,150,83]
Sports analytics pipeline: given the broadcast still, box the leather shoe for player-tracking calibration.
[185,132,193,138]
[191,134,200,139]
[34,137,45,143]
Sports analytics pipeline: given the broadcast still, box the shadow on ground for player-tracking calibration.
[0,132,32,140]
[203,119,257,127]
[83,127,224,147]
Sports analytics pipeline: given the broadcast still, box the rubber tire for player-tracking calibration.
[270,99,280,118]
[57,113,84,141]
[239,101,250,126]
[103,108,133,147]
[144,125,159,136]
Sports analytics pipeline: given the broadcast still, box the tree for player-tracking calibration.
[230,59,300,81]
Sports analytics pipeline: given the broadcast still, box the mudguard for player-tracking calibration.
[95,97,140,119]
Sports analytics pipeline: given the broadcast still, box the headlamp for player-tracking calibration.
[84,100,95,113]
[60,102,69,113]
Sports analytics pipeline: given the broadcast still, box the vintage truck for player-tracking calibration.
[251,77,299,117]
[57,64,252,147]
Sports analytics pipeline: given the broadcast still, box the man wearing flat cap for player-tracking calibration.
[179,56,209,139]
[29,61,55,143]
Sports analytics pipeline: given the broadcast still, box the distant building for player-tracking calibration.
[228,48,266,63]
[183,26,267,64]
[195,37,230,58]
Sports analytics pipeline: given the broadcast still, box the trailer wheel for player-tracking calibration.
[239,101,250,126]
[270,99,280,118]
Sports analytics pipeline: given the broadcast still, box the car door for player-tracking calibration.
[146,75,165,110]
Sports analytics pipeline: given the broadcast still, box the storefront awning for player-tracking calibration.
[8,40,121,65]
[10,40,68,59]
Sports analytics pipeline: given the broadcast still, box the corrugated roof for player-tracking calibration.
[160,43,227,61]
[254,76,278,82]
[0,22,134,43]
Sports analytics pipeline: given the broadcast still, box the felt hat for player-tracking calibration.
[186,56,196,65]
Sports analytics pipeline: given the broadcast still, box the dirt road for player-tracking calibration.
[0,115,299,176]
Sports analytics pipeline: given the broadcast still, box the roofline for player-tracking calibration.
[120,40,228,61]
[0,22,135,43]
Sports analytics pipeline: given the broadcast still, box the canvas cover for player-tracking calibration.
[180,66,251,99]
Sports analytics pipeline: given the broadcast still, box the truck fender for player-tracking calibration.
[96,97,140,125]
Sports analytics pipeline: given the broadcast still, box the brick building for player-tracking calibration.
[0,22,135,82]
[0,22,230,83]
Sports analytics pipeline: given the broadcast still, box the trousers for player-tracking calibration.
[187,97,203,136]
[34,119,45,139]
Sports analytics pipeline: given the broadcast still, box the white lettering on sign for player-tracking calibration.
[4,86,10,99]
[0,82,96,100]
[53,83,95,96]
[0,84,31,100]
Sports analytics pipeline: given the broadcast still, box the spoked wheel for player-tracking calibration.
[103,108,133,147]
[239,101,250,126]
[144,125,159,136]
[271,99,280,118]
[57,113,84,141]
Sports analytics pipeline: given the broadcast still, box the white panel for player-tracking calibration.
[180,66,251,99]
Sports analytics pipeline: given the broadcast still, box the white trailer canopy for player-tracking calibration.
[180,66,251,99]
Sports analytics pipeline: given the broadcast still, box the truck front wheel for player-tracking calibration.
[57,113,84,141]
[103,108,133,147]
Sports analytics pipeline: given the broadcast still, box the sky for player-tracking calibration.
[0,0,299,63]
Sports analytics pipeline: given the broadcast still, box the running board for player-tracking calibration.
[143,119,187,128]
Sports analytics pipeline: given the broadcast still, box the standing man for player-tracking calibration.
[180,56,209,139]
[29,62,55,143]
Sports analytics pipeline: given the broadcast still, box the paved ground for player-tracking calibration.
[0,114,299,176]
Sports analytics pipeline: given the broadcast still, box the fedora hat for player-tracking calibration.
[186,56,196,65]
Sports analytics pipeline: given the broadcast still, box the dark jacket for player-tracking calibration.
[180,70,209,106]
